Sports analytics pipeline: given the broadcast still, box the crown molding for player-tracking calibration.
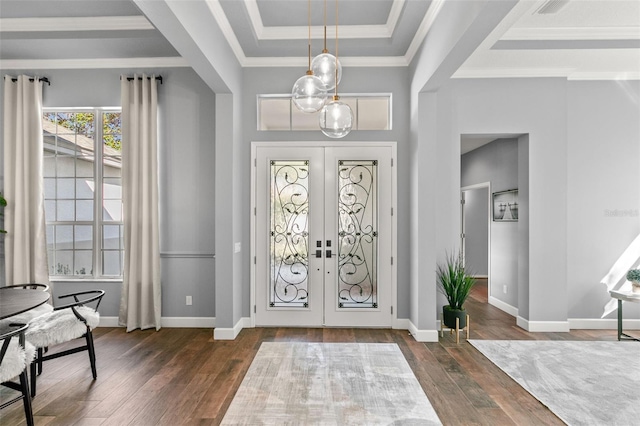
[502,26,640,41]
[567,71,640,81]
[452,67,574,79]
[0,16,154,32]
[205,0,248,66]
[404,0,445,64]
[452,66,640,81]
[244,0,404,41]
[0,57,189,70]
[242,55,408,68]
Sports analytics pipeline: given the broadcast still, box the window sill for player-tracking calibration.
[49,277,123,283]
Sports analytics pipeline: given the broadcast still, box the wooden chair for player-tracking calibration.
[26,289,104,397]
[0,323,35,426]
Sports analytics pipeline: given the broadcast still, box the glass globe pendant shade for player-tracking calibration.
[319,98,353,138]
[292,73,328,113]
[311,52,342,91]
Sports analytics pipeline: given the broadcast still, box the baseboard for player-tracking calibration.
[99,316,215,328]
[569,318,640,330]
[407,320,439,342]
[517,316,570,332]
[213,317,250,340]
[393,318,411,330]
[488,296,518,317]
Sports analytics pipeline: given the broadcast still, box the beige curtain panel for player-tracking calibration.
[2,75,50,287]
[119,75,162,331]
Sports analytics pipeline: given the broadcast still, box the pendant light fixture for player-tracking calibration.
[319,0,352,138]
[292,0,328,113]
[311,0,342,91]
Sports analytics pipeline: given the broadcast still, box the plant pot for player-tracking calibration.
[443,305,467,329]
[632,281,640,294]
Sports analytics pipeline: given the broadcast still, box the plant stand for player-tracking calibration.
[439,313,470,344]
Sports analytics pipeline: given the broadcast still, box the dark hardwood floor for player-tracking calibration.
[1,280,619,425]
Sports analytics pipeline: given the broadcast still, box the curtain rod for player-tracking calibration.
[121,75,163,85]
[4,76,50,86]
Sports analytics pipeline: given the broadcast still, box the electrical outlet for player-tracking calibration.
[186,295,193,305]
[503,285,508,294]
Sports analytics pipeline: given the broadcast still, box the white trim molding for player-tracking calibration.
[0,16,154,32]
[488,296,518,317]
[517,316,570,332]
[407,321,439,342]
[502,26,640,41]
[99,316,216,328]
[0,57,189,70]
[569,318,640,330]
[213,317,251,340]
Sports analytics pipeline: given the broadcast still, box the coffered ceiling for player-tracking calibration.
[0,0,638,79]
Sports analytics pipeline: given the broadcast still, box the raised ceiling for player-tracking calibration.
[0,0,638,79]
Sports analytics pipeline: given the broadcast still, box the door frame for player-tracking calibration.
[250,141,397,328]
[461,182,492,299]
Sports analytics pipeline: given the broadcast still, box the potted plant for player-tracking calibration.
[627,269,640,294]
[0,193,6,234]
[436,251,475,329]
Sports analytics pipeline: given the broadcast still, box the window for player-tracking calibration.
[258,94,391,131]
[43,109,123,279]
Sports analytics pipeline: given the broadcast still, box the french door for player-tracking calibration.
[253,143,394,327]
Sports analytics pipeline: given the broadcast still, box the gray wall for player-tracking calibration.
[420,76,640,328]
[241,66,412,319]
[0,67,216,318]
[461,138,519,308]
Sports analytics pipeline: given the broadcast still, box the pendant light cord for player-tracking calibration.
[323,0,328,53]
[307,0,312,71]
[334,0,339,98]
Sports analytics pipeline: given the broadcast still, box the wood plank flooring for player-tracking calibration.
[1,280,620,425]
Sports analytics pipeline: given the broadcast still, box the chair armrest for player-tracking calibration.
[55,290,105,312]
[0,283,49,292]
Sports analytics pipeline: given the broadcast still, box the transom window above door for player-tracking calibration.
[258,94,391,131]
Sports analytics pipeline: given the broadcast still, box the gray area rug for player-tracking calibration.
[221,342,442,425]
[469,340,640,426]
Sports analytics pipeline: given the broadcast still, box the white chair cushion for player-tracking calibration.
[0,339,36,383]
[6,303,54,324]
[25,306,100,349]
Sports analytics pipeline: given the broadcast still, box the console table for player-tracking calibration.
[609,290,640,342]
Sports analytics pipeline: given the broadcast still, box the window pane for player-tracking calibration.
[76,200,94,221]
[103,250,122,276]
[357,97,390,130]
[103,225,122,249]
[259,98,290,130]
[43,156,55,177]
[55,225,73,249]
[76,179,94,199]
[48,251,55,275]
[74,251,93,275]
[103,200,122,221]
[103,157,122,177]
[46,226,54,250]
[44,178,56,199]
[45,200,56,221]
[76,156,94,178]
[54,251,73,275]
[292,106,320,131]
[57,178,75,198]
[103,178,122,199]
[57,200,75,221]
[75,225,93,250]
[56,156,75,177]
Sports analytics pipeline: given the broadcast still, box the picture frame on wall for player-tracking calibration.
[493,189,518,221]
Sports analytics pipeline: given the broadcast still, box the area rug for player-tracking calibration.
[221,342,442,425]
[469,340,640,425]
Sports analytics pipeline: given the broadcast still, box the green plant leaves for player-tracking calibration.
[436,251,475,310]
